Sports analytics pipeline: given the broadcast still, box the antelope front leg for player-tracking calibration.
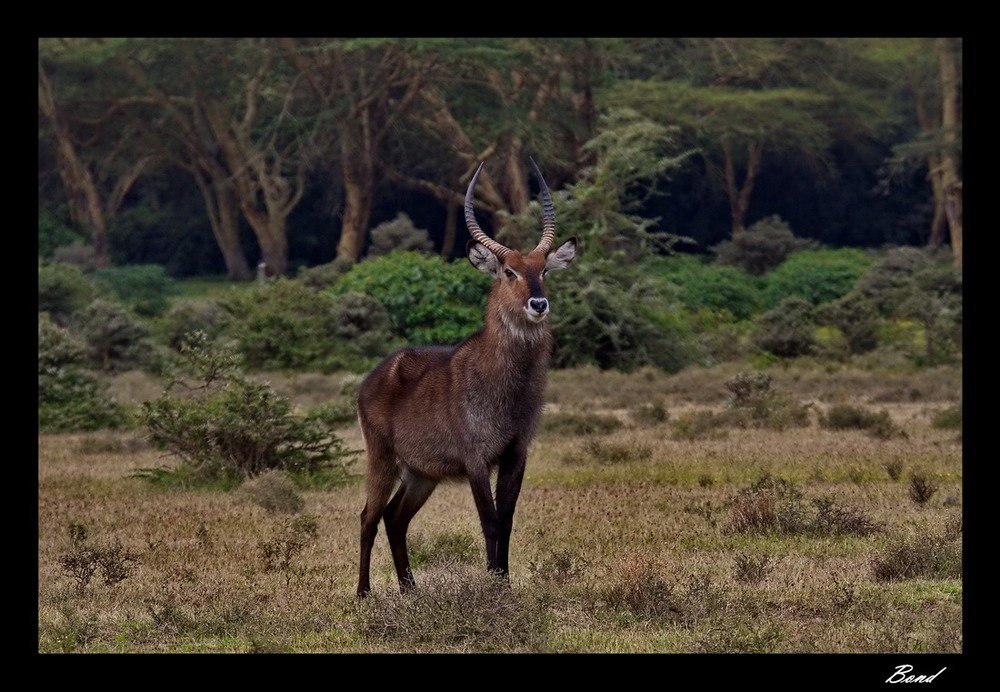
[494,452,527,577]
[467,468,502,573]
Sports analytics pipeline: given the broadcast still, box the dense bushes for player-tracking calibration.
[333,251,492,345]
[91,264,177,317]
[751,298,816,358]
[760,248,872,310]
[37,233,962,435]
[38,261,95,325]
[220,278,397,372]
[365,213,434,258]
[74,299,161,373]
[647,254,761,320]
[38,313,128,432]
[712,215,819,276]
[548,258,692,372]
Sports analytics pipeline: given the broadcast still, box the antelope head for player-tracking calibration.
[465,159,577,330]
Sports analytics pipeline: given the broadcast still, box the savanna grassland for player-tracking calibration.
[38,361,962,655]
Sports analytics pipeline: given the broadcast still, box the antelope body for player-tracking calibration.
[356,160,576,596]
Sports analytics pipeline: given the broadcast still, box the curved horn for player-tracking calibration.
[529,157,557,254]
[465,162,512,261]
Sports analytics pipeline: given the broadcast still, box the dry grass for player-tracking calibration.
[40,363,962,654]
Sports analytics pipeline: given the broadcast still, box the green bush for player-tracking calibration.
[761,248,872,310]
[855,246,937,317]
[38,313,128,433]
[221,278,395,372]
[898,263,962,365]
[815,294,880,355]
[154,298,233,351]
[711,215,819,276]
[140,333,358,483]
[91,264,177,317]
[819,404,907,440]
[646,255,762,320]
[549,258,693,372]
[296,257,354,291]
[74,299,160,373]
[365,213,434,257]
[751,298,816,358]
[333,251,492,346]
[38,261,95,325]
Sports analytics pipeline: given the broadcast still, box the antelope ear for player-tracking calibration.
[545,237,577,271]
[467,240,501,278]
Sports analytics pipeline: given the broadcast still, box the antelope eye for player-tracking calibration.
[504,269,516,279]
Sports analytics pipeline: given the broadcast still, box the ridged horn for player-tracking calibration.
[529,157,556,255]
[464,162,512,261]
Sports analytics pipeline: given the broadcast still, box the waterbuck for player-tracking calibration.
[356,159,577,597]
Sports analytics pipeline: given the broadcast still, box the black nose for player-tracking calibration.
[529,298,548,314]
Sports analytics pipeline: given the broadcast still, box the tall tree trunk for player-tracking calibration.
[338,152,373,263]
[912,90,949,248]
[721,139,763,236]
[38,63,110,268]
[441,201,458,259]
[244,209,291,276]
[938,37,962,269]
[191,170,253,281]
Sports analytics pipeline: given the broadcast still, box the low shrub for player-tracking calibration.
[726,474,880,536]
[871,516,962,582]
[38,312,129,432]
[750,298,816,359]
[711,215,818,276]
[91,264,177,317]
[351,569,547,652]
[819,404,907,440]
[38,261,95,325]
[140,332,358,483]
[725,371,811,430]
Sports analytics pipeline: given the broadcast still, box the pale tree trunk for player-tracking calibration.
[116,54,256,280]
[938,37,962,269]
[191,170,252,281]
[721,139,763,236]
[912,91,949,248]
[244,208,291,276]
[338,152,374,263]
[38,63,110,268]
[201,90,305,277]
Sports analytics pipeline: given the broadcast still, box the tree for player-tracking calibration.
[936,38,962,269]
[278,38,440,263]
[115,39,322,278]
[601,38,906,241]
[383,38,601,257]
[38,40,158,268]
[864,38,962,268]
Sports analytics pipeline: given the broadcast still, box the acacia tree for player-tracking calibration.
[865,37,963,268]
[277,38,441,263]
[384,38,601,257]
[937,38,962,269]
[114,39,324,278]
[599,38,900,235]
[38,41,157,268]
